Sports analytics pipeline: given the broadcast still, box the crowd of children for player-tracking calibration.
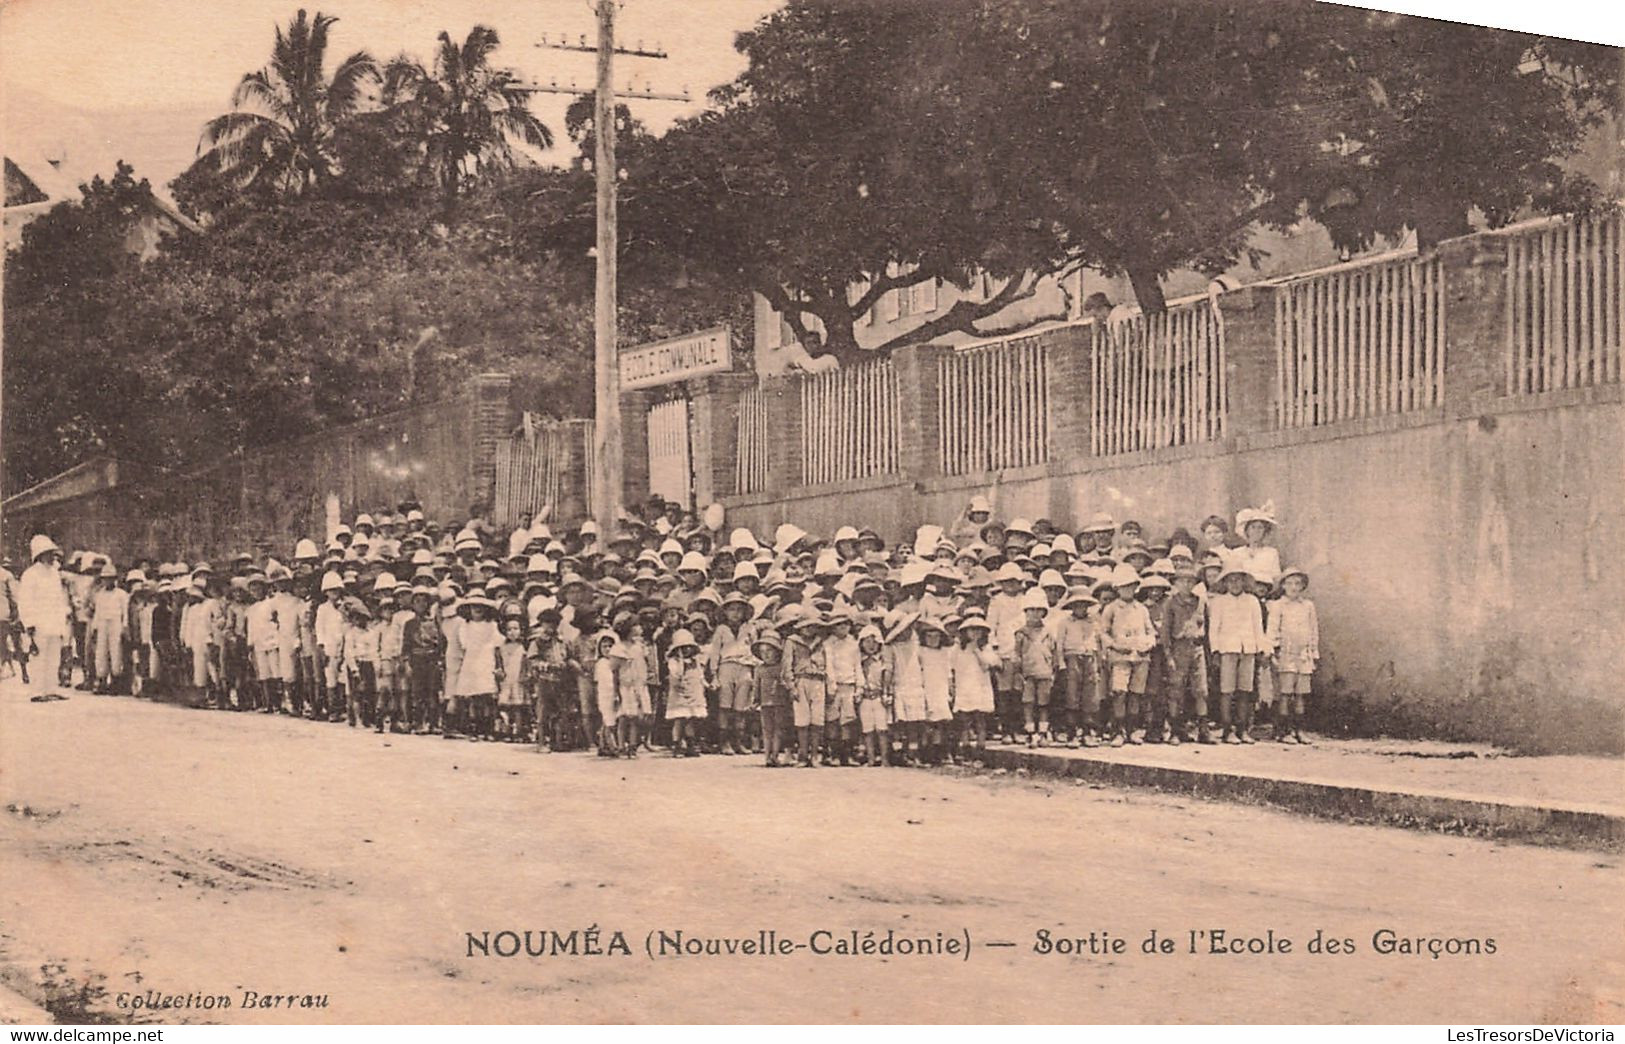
[8,494,1322,766]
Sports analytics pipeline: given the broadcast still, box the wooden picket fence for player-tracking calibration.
[1503,210,1623,396]
[1090,299,1227,455]
[1273,253,1445,428]
[734,383,771,495]
[937,334,1051,475]
[493,417,591,528]
[799,359,900,486]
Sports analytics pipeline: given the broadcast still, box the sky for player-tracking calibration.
[0,0,782,187]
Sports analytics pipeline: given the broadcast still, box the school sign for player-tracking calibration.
[619,326,732,390]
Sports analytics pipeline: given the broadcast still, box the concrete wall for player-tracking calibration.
[708,227,1625,754]
[7,373,519,563]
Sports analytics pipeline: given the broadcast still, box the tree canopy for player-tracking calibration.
[621,0,1619,362]
[2,167,747,495]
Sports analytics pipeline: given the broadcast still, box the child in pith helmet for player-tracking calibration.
[1014,588,1059,746]
[1057,586,1097,746]
[985,562,1028,742]
[88,563,129,696]
[493,615,529,742]
[527,608,569,750]
[665,629,707,757]
[456,597,502,741]
[915,616,955,763]
[366,594,396,732]
[339,598,376,728]
[1268,567,1319,744]
[1207,560,1267,743]
[404,584,443,734]
[884,611,926,765]
[314,571,348,721]
[1137,573,1173,741]
[613,612,652,757]
[821,611,862,765]
[783,615,827,767]
[244,573,277,712]
[751,630,789,766]
[380,591,416,733]
[712,592,757,755]
[1162,564,1212,743]
[950,612,998,755]
[1100,567,1156,746]
[855,624,891,766]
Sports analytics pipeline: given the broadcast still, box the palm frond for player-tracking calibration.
[199,111,287,161]
[231,69,292,121]
[381,54,428,105]
[462,25,502,74]
[327,49,380,117]
[435,30,462,86]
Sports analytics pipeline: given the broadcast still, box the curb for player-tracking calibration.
[979,748,1625,850]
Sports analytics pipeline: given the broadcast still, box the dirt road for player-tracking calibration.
[1,683,1619,1024]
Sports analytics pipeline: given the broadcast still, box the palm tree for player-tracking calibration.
[198,9,377,196]
[382,26,554,203]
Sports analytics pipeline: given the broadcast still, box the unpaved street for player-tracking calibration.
[1,683,1620,1024]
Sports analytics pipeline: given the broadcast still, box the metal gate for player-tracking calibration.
[646,398,693,509]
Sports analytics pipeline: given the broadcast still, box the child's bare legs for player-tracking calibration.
[760,708,777,764]
[1235,692,1256,742]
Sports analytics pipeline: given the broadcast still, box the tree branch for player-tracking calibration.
[869,269,1053,353]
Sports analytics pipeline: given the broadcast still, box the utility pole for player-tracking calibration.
[591,0,620,538]
[531,9,687,537]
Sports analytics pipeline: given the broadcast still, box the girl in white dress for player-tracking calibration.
[950,611,999,754]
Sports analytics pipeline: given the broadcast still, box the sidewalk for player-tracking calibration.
[978,734,1624,849]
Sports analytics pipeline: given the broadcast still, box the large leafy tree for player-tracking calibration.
[624,1,1043,366]
[381,26,554,204]
[950,0,1618,308]
[196,9,378,197]
[4,163,160,487]
[625,0,1618,360]
[4,164,750,491]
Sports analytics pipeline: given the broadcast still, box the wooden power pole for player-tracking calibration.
[591,0,621,538]
[532,6,685,536]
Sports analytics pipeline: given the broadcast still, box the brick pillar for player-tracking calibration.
[891,342,947,483]
[1218,285,1279,437]
[690,373,755,504]
[469,372,515,513]
[761,375,802,494]
[1045,323,1095,460]
[1438,234,1509,414]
